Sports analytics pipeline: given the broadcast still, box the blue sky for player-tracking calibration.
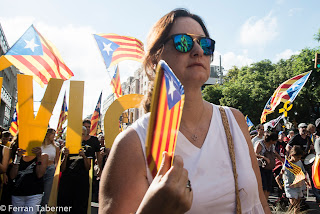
[0,0,319,128]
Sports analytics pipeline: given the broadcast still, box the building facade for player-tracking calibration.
[101,64,224,132]
[0,23,19,129]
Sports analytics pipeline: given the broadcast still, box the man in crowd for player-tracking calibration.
[82,119,102,203]
[286,123,312,156]
[252,124,264,147]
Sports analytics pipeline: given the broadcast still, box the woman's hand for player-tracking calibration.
[263,157,270,164]
[16,148,26,157]
[61,147,69,157]
[136,152,193,214]
[32,147,42,159]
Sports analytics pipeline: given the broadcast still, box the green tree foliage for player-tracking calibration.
[202,48,320,125]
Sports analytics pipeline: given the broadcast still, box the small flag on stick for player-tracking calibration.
[145,60,185,177]
[90,92,102,136]
[9,103,19,137]
[56,92,68,139]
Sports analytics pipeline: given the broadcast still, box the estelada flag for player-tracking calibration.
[56,92,68,139]
[90,92,102,136]
[284,157,305,186]
[110,65,122,99]
[0,25,74,87]
[9,103,19,137]
[312,155,320,189]
[261,71,312,123]
[93,33,144,69]
[145,60,185,177]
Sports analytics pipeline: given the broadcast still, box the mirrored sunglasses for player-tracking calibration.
[164,33,215,55]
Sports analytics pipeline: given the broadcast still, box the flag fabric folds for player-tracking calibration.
[0,25,74,87]
[110,65,122,99]
[9,103,19,137]
[119,120,123,132]
[145,60,185,177]
[90,92,102,136]
[245,115,254,131]
[93,33,144,69]
[284,157,305,186]
[263,114,284,131]
[56,93,68,139]
[312,155,320,189]
[261,71,312,123]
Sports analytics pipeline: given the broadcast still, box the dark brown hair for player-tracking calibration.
[288,145,304,159]
[142,8,210,112]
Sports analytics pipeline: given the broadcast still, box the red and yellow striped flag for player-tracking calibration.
[284,157,305,186]
[110,65,122,99]
[0,25,74,87]
[56,92,68,139]
[93,33,144,69]
[9,103,19,137]
[90,92,102,136]
[145,60,185,177]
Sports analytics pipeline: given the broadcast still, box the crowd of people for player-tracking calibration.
[0,120,109,214]
[251,120,320,213]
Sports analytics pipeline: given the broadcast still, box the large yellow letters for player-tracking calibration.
[65,81,84,154]
[17,74,63,156]
[104,94,144,148]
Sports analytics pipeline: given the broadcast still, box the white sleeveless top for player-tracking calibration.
[41,143,56,162]
[131,104,264,214]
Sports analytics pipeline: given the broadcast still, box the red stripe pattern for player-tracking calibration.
[90,92,102,136]
[145,61,185,177]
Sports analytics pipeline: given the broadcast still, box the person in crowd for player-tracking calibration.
[307,123,316,144]
[99,8,270,214]
[0,138,10,196]
[255,132,283,201]
[252,124,265,147]
[0,131,12,147]
[0,134,19,214]
[275,146,311,213]
[311,118,320,205]
[83,119,102,174]
[40,128,60,207]
[9,139,48,214]
[57,126,93,214]
[286,123,312,157]
[97,134,110,171]
[288,130,295,139]
[83,120,102,203]
[275,131,287,158]
[250,130,258,140]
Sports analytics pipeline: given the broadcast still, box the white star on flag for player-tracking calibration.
[102,42,113,55]
[168,78,176,100]
[24,38,40,52]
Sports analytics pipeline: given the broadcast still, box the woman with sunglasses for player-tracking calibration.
[100,8,270,214]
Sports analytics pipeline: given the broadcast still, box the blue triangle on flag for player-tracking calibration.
[94,34,120,68]
[6,25,43,56]
[160,60,184,110]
